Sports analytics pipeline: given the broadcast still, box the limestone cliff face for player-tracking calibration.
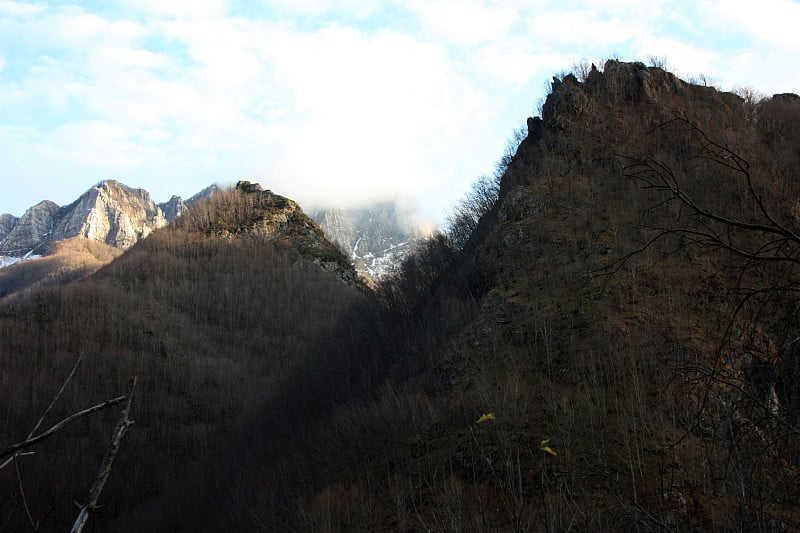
[316,208,356,249]
[0,214,18,242]
[51,180,171,249]
[0,201,60,255]
[159,195,187,220]
[313,201,431,279]
[0,180,187,257]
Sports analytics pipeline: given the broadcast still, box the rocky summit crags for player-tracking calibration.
[0,180,186,257]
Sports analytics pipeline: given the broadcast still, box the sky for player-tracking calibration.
[1,1,799,225]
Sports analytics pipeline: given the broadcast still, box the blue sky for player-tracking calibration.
[1,0,799,224]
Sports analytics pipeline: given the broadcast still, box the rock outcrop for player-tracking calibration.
[51,180,171,249]
[159,195,187,220]
[0,180,187,257]
[0,201,60,255]
[186,184,223,205]
[313,201,431,279]
[173,181,364,289]
[0,214,18,242]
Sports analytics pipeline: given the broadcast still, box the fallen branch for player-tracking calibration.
[71,376,137,533]
[0,395,126,462]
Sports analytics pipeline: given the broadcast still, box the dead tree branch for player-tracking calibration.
[0,395,126,462]
[0,354,84,471]
[71,376,137,533]
[622,117,800,266]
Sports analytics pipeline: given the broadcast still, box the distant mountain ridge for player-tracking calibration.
[0,180,361,301]
[0,180,223,258]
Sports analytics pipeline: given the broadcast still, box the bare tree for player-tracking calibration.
[620,116,800,526]
[647,55,668,70]
[625,118,800,267]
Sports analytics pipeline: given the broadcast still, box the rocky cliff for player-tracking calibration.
[435,60,800,529]
[0,200,61,256]
[0,214,17,242]
[0,180,186,257]
[313,201,431,278]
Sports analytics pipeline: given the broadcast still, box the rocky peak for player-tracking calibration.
[51,179,168,249]
[0,213,17,242]
[0,180,190,259]
[176,182,363,288]
[0,201,60,255]
[538,60,747,141]
[235,180,264,194]
[159,195,187,220]
[186,184,223,206]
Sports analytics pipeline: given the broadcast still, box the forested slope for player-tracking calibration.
[3,63,800,532]
[198,61,800,531]
[0,184,367,530]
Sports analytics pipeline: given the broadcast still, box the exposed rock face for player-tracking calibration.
[0,214,17,242]
[186,184,222,206]
[0,180,187,257]
[313,201,431,279]
[541,60,746,135]
[0,201,60,255]
[159,195,187,220]
[316,208,356,249]
[51,180,169,249]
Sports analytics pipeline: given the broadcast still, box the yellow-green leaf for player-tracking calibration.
[541,446,557,457]
[476,413,495,424]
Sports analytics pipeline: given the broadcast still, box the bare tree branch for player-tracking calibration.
[0,354,84,471]
[28,354,83,439]
[0,395,126,461]
[14,455,37,531]
[71,376,137,533]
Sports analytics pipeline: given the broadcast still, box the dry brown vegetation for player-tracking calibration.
[0,187,371,530]
[0,238,122,302]
[2,62,800,532]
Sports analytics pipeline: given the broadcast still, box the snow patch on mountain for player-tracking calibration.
[313,201,432,280]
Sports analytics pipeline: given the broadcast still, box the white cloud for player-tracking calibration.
[0,0,44,18]
[471,43,575,88]
[633,37,718,78]
[0,8,146,51]
[89,47,172,71]
[526,8,640,47]
[257,24,493,206]
[1,0,799,220]
[259,0,379,18]
[45,120,142,168]
[721,51,800,96]
[702,0,800,50]
[119,0,229,19]
[406,0,517,46]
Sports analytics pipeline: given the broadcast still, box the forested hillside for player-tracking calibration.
[2,62,800,532]
[0,184,370,530]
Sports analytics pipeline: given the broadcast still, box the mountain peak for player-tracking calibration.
[0,180,186,257]
[173,181,363,288]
